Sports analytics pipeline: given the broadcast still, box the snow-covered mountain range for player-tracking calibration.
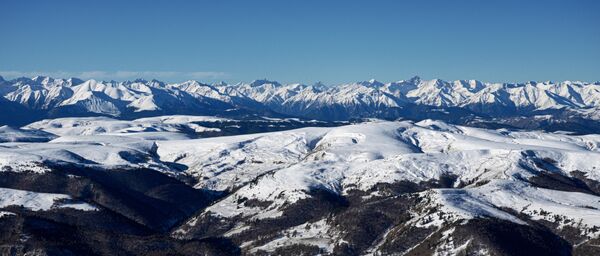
[1,115,600,255]
[2,74,600,255]
[2,75,600,132]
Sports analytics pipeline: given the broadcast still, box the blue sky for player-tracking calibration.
[1,0,598,84]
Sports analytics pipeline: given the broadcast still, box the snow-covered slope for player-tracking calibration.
[161,119,600,254]
[24,115,224,136]
[0,187,97,211]
[0,77,246,124]
[3,116,600,255]
[0,125,57,142]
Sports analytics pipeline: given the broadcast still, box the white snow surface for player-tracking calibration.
[178,120,600,236]
[0,115,232,171]
[0,125,57,142]
[250,219,337,253]
[25,115,223,136]
[0,211,15,218]
[3,115,600,239]
[0,187,97,211]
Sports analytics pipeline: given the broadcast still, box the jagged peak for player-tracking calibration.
[67,77,84,85]
[357,79,384,88]
[250,79,281,87]
[423,78,448,87]
[31,76,53,84]
[31,75,46,81]
[133,78,148,83]
[312,81,327,88]
[407,75,421,84]
[524,81,539,86]
[149,79,166,87]
[179,80,213,87]
[455,79,484,90]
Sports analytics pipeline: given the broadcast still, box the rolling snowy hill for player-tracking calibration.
[1,116,600,255]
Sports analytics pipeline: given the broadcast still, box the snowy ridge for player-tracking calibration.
[0,187,97,211]
[3,115,600,254]
[160,118,600,253]
[2,76,600,126]
[186,120,600,222]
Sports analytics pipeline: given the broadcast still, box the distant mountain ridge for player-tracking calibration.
[1,75,600,132]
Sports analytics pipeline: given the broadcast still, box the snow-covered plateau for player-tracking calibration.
[0,114,599,255]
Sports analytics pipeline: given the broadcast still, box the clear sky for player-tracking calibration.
[1,0,598,84]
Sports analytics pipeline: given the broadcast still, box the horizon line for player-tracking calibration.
[1,73,599,86]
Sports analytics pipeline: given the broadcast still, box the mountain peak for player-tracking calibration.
[407,75,421,84]
[67,77,84,85]
[313,81,326,87]
[250,79,281,87]
[32,76,52,83]
[358,79,384,87]
[427,78,447,87]
[150,79,166,87]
